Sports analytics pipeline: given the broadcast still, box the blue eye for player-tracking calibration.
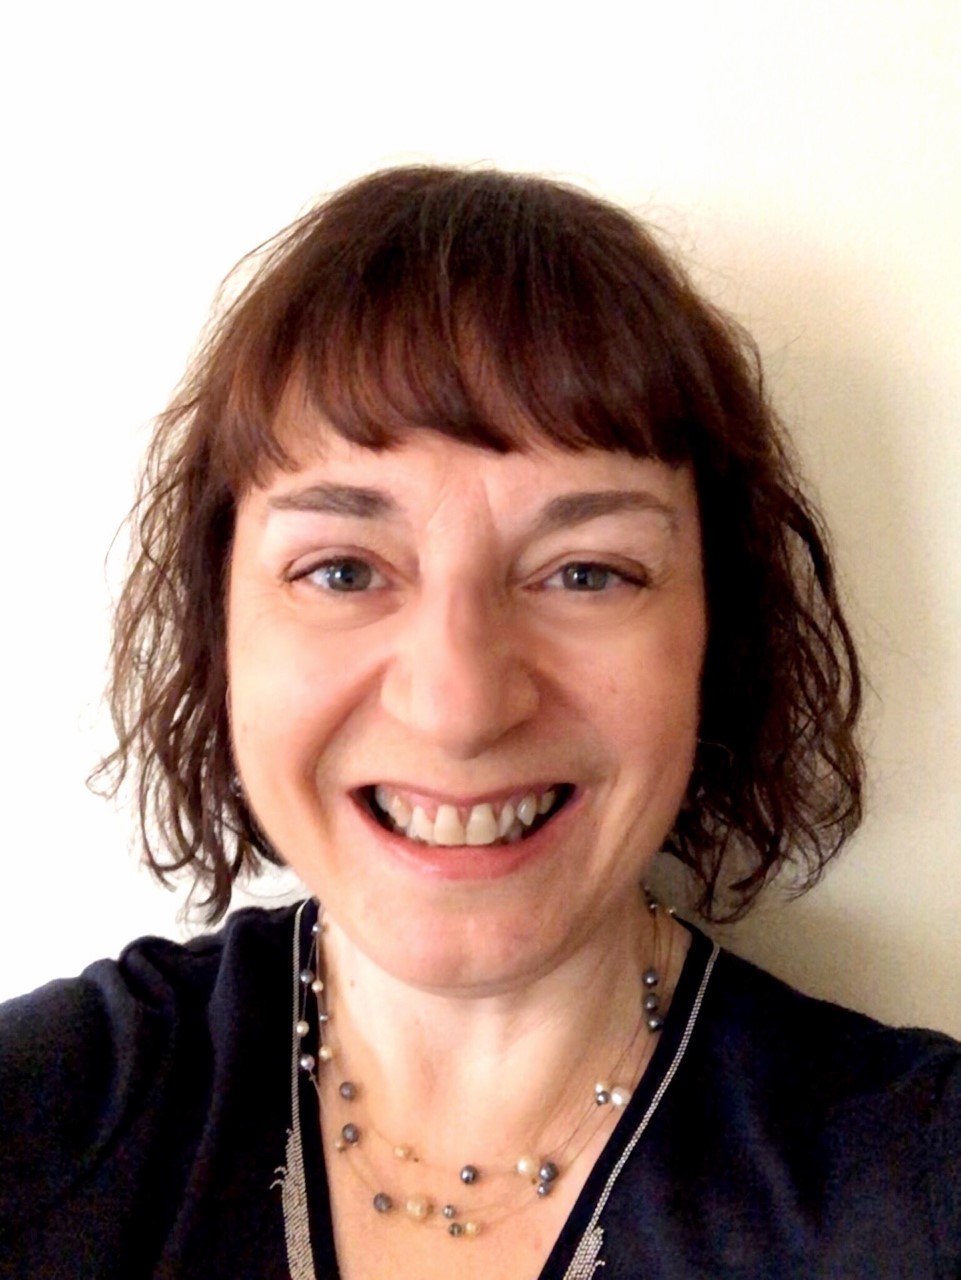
[539,561,652,595]
[305,559,378,592]
[559,563,619,592]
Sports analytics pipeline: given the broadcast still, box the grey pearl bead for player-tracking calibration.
[442,1204,457,1219]
[647,1014,665,1032]
[539,1161,559,1183]
[299,968,315,985]
[595,1089,611,1105]
[342,1123,360,1144]
[459,1164,479,1184]
[536,1180,553,1197]
[448,1222,465,1236]
[642,967,659,987]
[372,1193,392,1213]
[339,1081,357,1100]
[643,992,660,1012]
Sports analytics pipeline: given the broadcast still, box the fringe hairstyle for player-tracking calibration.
[94,166,863,921]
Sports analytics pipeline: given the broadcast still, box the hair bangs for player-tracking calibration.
[295,287,699,466]
[209,169,706,493]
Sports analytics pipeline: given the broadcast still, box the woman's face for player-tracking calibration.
[227,426,706,992]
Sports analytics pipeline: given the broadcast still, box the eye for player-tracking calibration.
[296,557,385,593]
[544,561,649,593]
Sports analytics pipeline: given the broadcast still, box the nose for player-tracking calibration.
[379,585,539,759]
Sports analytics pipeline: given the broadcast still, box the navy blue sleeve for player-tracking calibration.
[0,909,298,1279]
[0,944,213,1274]
[0,972,124,1225]
[928,1053,961,1277]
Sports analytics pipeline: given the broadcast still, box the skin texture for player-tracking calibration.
[228,425,707,1276]
[227,427,707,999]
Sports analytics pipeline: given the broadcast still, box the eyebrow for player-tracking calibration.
[531,490,680,536]
[267,483,399,519]
[266,482,678,532]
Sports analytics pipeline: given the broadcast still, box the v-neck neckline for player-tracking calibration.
[287,902,718,1280]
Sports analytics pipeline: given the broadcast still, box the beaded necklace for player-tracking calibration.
[296,894,671,1240]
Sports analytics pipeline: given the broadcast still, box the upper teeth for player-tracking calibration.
[372,786,558,848]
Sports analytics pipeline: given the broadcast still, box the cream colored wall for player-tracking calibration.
[2,2,958,1035]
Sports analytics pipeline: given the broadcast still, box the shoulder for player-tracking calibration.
[699,942,961,1104]
[665,935,961,1271]
[0,900,300,1063]
[0,903,303,1246]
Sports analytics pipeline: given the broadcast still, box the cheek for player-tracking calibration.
[581,606,704,727]
[227,602,366,785]
[595,613,705,796]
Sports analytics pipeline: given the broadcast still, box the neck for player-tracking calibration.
[313,893,685,1170]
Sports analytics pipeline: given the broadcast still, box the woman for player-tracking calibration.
[1,166,958,1279]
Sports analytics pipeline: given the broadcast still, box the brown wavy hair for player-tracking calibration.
[94,165,863,921]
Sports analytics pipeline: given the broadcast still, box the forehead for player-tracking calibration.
[244,425,700,537]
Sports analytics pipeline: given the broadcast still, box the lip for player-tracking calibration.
[349,786,582,882]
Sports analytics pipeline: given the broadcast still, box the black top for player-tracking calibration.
[1,902,958,1279]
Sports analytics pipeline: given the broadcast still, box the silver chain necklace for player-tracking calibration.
[272,899,718,1279]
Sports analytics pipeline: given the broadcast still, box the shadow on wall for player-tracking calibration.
[651,841,961,1040]
[716,890,960,1041]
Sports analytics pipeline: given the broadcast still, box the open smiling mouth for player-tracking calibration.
[360,784,575,848]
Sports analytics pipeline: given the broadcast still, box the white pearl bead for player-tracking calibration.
[516,1154,539,1181]
[405,1195,431,1220]
[610,1085,632,1107]
[295,1020,310,1037]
